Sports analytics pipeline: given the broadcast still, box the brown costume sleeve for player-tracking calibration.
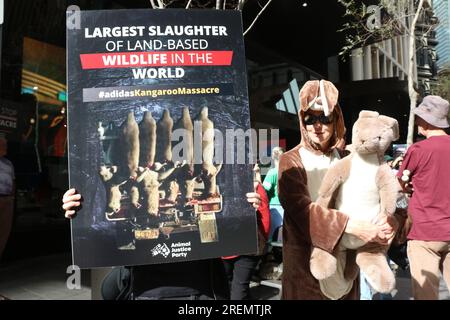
[278,149,349,253]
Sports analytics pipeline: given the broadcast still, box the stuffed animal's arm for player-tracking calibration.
[316,157,351,208]
[376,164,399,216]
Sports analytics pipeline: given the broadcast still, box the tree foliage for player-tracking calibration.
[337,0,439,145]
[337,0,434,59]
[432,69,450,104]
[338,0,405,57]
[147,0,273,36]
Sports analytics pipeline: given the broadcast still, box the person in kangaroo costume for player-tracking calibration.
[278,80,396,299]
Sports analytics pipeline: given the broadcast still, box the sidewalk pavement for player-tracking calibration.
[379,267,449,300]
[0,253,90,300]
[0,253,449,300]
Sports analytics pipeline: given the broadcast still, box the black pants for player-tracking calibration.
[101,260,229,300]
[222,255,261,300]
[102,267,215,300]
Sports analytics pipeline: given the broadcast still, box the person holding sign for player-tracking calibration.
[62,187,262,300]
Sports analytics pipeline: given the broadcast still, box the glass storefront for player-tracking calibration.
[1,0,119,260]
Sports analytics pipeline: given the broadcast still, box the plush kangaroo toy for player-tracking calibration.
[310,110,400,300]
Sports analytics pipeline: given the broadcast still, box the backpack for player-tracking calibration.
[101,266,133,300]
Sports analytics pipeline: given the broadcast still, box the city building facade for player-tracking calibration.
[434,0,450,68]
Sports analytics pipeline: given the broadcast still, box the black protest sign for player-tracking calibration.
[67,9,257,268]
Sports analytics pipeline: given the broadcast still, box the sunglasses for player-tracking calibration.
[304,113,333,125]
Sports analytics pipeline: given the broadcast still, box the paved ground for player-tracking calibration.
[0,253,448,300]
[0,254,90,300]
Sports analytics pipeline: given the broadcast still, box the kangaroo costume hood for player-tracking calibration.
[298,80,346,153]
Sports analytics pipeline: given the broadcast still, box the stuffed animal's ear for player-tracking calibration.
[379,115,400,141]
[359,110,379,119]
[299,81,320,112]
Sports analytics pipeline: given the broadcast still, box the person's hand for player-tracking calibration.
[391,156,403,170]
[403,182,414,195]
[374,215,397,241]
[398,171,414,195]
[253,164,262,184]
[345,219,390,244]
[398,179,414,196]
[246,191,261,209]
[62,188,82,219]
